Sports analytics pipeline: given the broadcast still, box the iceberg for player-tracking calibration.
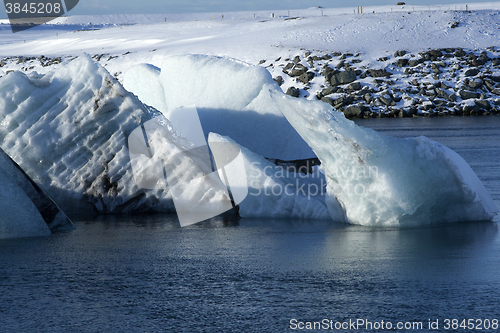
[0,52,496,227]
[208,133,339,221]
[0,148,54,239]
[0,148,73,232]
[0,55,228,215]
[123,54,315,160]
[271,91,499,226]
[0,165,51,239]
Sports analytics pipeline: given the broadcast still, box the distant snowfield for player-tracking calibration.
[0,2,500,74]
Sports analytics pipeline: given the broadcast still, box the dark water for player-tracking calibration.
[1,117,500,332]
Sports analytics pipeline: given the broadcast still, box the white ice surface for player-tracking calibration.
[0,55,230,215]
[271,91,498,226]
[124,54,315,160]
[208,133,336,220]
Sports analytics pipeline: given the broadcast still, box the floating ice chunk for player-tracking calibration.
[0,148,73,232]
[271,90,498,226]
[123,54,314,160]
[208,133,339,220]
[0,165,50,239]
[128,114,238,226]
[0,55,228,215]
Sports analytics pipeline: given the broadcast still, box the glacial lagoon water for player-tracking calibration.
[1,116,499,332]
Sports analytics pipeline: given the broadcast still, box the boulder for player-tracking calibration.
[464,68,479,77]
[408,60,419,67]
[394,58,408,67]
[319,86,337,98]
[286,86,300,97]
[369,69,392,77]
[394,50,407,57]
[454,48,467,57]
[322,66,339,82]
[379,95,393,106]
[460,90,480,100]
[343,105,365,118]
[346,82,362,90]
[475,99,491,110]
[329,70,357,86]
[298,71,315,83]
[428,49,443,57]
[333,95,354,108]
[468,79,483,89]
[321,97,335,106]
[290,64,308,77]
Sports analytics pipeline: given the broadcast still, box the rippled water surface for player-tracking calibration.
[1,116,499,332]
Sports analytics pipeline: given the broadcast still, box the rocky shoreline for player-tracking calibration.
[262,47,500,118]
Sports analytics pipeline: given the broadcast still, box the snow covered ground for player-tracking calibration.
[0,2,500,75]
[0,2,498,233]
